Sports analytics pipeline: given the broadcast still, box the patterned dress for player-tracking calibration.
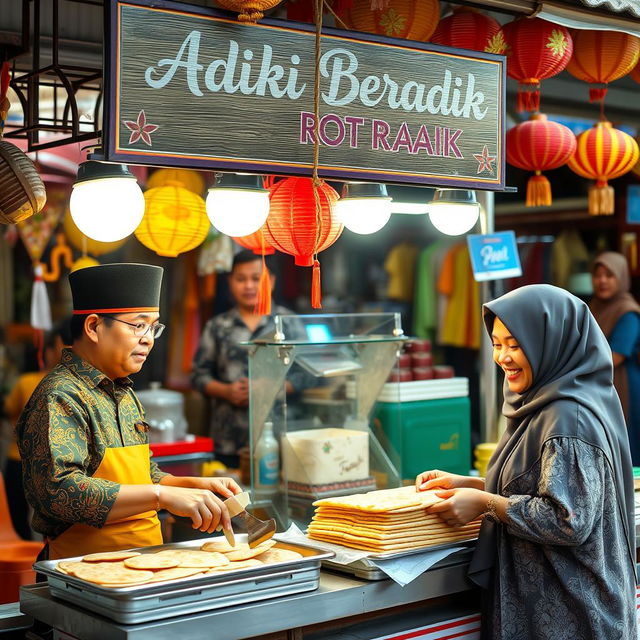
[16,349,167,540]
[488,437,637,639]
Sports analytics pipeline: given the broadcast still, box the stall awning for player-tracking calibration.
[469,0,640,37]
[578,0,640,18]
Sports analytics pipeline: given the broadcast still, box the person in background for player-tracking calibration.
[590,251,640,464]
[18,263,240,560]
[3,321,70,539]
[192,250,295,469]
[416,285,636,640]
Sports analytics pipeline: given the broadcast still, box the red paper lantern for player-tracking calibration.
[431,7,506,54]
[567,121,639,216]
[232,227,275,255]
[506,113,576,207]
[264,177,342,308]
[265,177,341,266]
[566,30,640,103]
[502,18,573,113]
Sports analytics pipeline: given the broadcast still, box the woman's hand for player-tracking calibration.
[415,469,484,492]
[158,485,231,533]
[426,488,490,527]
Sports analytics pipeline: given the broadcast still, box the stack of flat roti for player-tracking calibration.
[55,541,306,588]
[307,486,482,553]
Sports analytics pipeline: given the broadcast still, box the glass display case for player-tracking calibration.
[246,313,406,529]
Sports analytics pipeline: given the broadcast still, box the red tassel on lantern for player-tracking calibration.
[506,113,576,206]
[311,259,322,309]
[502,18,573,113]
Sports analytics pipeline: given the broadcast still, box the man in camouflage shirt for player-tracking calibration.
[192,251,301,467]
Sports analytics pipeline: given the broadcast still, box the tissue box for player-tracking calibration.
[282,428,369,485]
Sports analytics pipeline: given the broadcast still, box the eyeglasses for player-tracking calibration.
[101,315,165,339]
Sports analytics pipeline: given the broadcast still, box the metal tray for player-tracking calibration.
[33,535,334,624]
[321,539,476,580]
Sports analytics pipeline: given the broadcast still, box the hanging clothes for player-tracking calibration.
[438,245,481,350]
[384,242,419,302]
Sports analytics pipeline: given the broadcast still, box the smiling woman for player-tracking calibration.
[416,284,636,640]
[490,316,532,394]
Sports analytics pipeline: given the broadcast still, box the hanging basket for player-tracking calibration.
[0,141,47,225]
[215,0,283,22]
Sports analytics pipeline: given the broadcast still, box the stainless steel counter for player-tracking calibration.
[20,558,475,640]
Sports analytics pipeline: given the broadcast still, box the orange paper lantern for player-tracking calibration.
[502,18,572,113]
[566,30,640,103]
[431,7,506,54]
[135,185,210,257]
[264,177,342,308]
[337,0,440,41]
[567,121,639,216]
[506,114,576,206]
[232,226,275,255]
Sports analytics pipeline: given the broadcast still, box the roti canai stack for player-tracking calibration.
[307,486,482,553]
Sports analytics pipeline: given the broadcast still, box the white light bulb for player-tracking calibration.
[70,178,145,242]
[335,198,392,235]
[206,189,270,237]
[427,202,480,236]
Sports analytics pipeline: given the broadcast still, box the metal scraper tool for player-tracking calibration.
[224,492,277,548]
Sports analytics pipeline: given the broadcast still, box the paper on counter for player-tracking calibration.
[277,524,469,583]
[370,546,466,587]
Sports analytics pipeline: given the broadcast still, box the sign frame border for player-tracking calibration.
[104,0,507,190]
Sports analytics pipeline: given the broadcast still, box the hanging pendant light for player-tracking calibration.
[427,189,480,236]
[206,173,270,237]
[334,182,393,235]
[69,161,145,242]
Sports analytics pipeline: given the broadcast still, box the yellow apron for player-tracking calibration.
[49,444,163,560]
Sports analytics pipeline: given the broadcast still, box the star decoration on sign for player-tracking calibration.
[123,110,159,146]
[474,145,496,174]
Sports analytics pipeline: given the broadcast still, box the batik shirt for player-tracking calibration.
[487,437,637,640]
[16,348,167,540]
[192,306,294,456]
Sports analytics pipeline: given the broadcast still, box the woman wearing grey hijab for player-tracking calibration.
[416,284,636,639]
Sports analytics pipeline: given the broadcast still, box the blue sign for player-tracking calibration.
[627,185,640,225]
[467,231,522,282]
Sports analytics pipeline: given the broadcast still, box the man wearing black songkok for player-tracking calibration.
[17,263,240,560]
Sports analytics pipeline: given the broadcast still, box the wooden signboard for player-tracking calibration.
[105,0,506,189]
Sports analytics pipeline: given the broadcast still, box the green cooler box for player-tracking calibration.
[374,394,471,481]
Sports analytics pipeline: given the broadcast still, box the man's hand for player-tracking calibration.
[188,476,242,499]
[158,485,231,533]
[226,378,249,407]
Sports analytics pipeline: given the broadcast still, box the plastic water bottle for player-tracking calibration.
[254,421,279,496]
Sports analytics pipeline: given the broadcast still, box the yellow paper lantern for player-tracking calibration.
[63,209,127,256]
[71,256,100,272]
[146,169,205,195]
[135,185,210,257]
